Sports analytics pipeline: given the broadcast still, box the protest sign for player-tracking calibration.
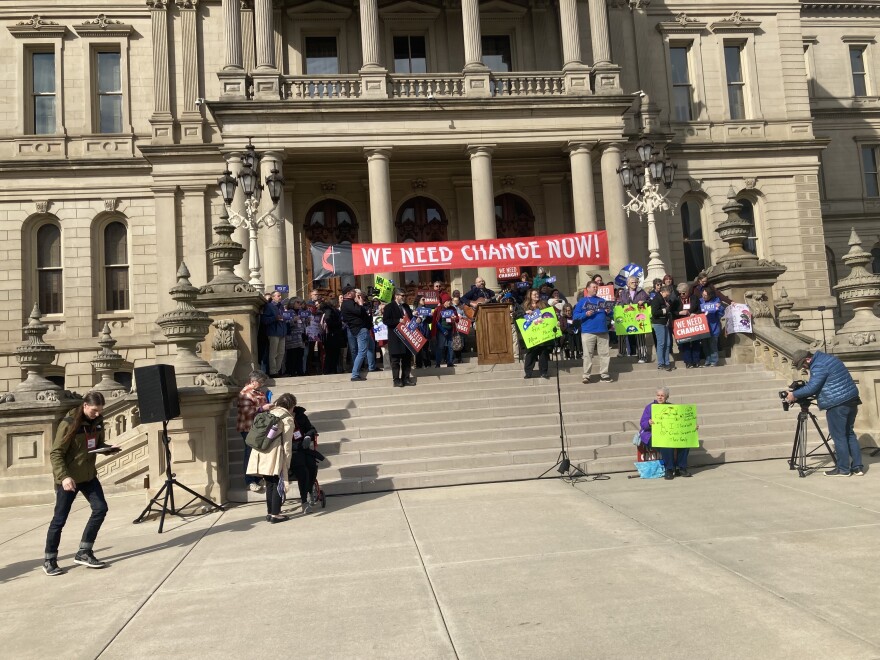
[415,306,433,318]
[596,285,616,302]
[274,284,289,294]
[673,313,711,343]
[372,315,389,341]
[546,276,557,284]
[650,404,700,449]
[455,317,473,335]
[614,263,644,288]
[516,307,559,349]
[374,275,394,303]
[420,292,439,306]
[497,266,521,280]
[724,303,753,334]
[441,309,455,319]
[395,317,428,355]
[612,303,652,335]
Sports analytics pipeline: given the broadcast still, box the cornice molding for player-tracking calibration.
[7,14,67,38]
[74,15,134,38]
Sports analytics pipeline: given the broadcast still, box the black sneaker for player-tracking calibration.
[678,468,692,478]
[664,470,674,480]
[73,550,106,569]
[43,559,63,576]
[852,467,865,476]
[824,469,851,477]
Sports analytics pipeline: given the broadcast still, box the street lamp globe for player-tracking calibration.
[241,141,256,170]
[634,164,646,191]
[617,158,634,189]
[636,137,654,164]
[648,152,665,182]
[238,165,258,198]
[662,157,677,188]
[217,169,237,205]
[265,167,284,204]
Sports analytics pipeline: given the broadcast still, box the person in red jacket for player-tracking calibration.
[432,297,459,368]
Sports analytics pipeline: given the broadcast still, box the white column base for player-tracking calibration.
[563,64,592,96]
[464,70,492,98]
[592,64,622,95]
[218,70,248,100]
[359,69,389,99]
[252,72,281,100]
[179,112,204,143]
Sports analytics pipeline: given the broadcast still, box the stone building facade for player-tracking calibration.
[0,0,877,392]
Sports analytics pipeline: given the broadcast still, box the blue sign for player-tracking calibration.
[614,263,645,288]
[546,276,557,284]
[416,306,433,318]
[274,284,290,293]
[441,309,455,319]
[516,281,531,290]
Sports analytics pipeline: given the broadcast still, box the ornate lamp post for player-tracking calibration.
[217,139,284,291]
[617,137,677,284]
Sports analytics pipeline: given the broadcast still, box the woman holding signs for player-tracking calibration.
[639,386,692,480]
[517,288,558,380]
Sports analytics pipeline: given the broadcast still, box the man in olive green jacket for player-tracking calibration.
[44,393,119,576]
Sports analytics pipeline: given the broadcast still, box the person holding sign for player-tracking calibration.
[650,285,677,371]
[517,289,558,379]
[44,392,121,575]
[431,297,459,368]
[573,280,613,383]
[638,387,693,480]
[699,285,726,367]
[617,275,651,362]
[382,288,415,387]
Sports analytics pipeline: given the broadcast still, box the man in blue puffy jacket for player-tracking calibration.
[787,350,863,477]
[573,281,612,383]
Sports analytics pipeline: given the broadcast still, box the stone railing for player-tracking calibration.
[283,75,362,100]
[95,393,150,494]
[752,323,814,384]
[390,75,465,99]
[490,72,565,97]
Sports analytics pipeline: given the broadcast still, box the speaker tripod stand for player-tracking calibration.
[133,421,225,533]
[789,401,836,478]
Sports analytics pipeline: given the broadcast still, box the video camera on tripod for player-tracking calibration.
[778,380,816,412]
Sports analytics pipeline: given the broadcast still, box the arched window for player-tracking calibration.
[304,199,359,291]
[680,200,705,281]
[495,193,535,239]
[826,245,838,291]
[738,198,758,255]
[872,243,880,274]
[396,197,449,285]
[103,221,129,311]
[396,196,448,243]
[36,223,62,314]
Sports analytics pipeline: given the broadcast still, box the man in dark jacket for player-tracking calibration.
[382,288,415,387]
[261,291,287,377]
[788,350,863,476]
[340,285,377,380]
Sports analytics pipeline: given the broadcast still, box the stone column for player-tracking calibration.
[600,143,629,275]
[468,145,499,291]
[358,0,389,98]
[461,0,491,97]
[567,142,599,287]
[260,152,287,290]
[588,0,621,93]
[178,1,204,142]
[147,0,173,143]
[365,147,395,282]
[242,0,256,73]
[559,0,590,95]
[252,0,280,99]
[218,0,247,99]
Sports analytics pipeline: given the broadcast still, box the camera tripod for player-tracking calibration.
[133,421,225,533]
[789,402,836,477]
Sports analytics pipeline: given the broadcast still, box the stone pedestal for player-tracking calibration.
[360,70,389,99]
[251,72,281,100]
[218,70,248,100]
[464,70,492,98]
[145,385,237,508]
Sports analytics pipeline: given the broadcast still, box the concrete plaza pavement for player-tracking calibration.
[2,458,880,659]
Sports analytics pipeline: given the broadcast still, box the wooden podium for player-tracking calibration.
[475,303,514,365]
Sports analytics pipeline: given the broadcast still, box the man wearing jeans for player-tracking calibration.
[787,349,863,477]
[341,285,377,381]
[572,281,612,383]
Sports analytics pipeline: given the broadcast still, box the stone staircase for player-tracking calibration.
[226,357,814,502]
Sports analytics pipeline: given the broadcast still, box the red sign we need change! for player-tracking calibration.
[395,318,428,355]
[673,313,711,343]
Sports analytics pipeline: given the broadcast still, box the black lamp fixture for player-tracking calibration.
[265,167,283,204]
[635,137,654,164]
[662,156,677,188]
[618,157,634,190]
[238,164,258,198]
[241,138,256,170]
[217,169,237,205]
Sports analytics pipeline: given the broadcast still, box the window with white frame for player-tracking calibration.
[36,222,63,314]
[103,221,129,311]
[861,145,880,197]
[95,49,123,133]
[482,35,512,72]
[30,49,56,135]
[724,44,746,120]
[305,36,339,74]
[669,44,694,121]
[738,198,759,255]
[850,45,869,97]
[679,200,705,281]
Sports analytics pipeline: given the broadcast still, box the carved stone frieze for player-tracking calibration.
[104,198,119,212]
[212,319,238,351]
[35,201,50,214]
[744,290,773,320]
[17,15,59,28]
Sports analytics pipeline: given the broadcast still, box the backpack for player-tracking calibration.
[245,411,283,451]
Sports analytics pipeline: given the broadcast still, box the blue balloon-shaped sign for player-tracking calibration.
[614,263,645,288]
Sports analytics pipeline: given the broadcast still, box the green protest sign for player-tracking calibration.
[375,275,394,303]
[613,303,652,335]
[651,404,699,449]
[516,307,559,349]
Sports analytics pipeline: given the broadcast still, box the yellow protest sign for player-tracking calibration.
[650,404,700,449]
[516,307,559,349]
[375,275,394,303]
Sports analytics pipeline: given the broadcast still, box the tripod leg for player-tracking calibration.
[809,412,837,464]
[798,416,807,477]
[789,420,800,470]
[169,479,225,512]
[133,481,170,524]
[157,482,172,533]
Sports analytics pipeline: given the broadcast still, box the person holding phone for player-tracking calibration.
[43,391,120,576]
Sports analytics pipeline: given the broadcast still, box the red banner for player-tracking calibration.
[496,266,521,280]
[673,313,711,343]
[455,317,473,335]
[352,231,608,275]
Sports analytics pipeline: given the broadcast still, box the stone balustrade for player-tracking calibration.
[283,76,362,100]
[390,75,465,99]
[490,73,566,97]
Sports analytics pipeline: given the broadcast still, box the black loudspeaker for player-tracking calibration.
[134,365,181,423]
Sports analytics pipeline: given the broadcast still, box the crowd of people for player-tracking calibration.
[255,268,734,386]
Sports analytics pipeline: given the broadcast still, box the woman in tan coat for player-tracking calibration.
[246,393,296,523]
